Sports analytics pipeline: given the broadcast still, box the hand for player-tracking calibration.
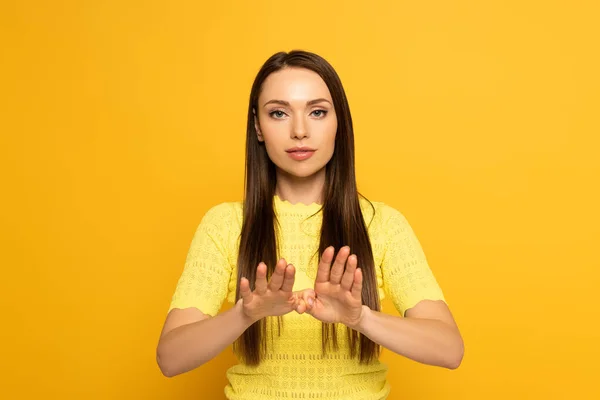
[238,259,310,323]
[299,246,365,328]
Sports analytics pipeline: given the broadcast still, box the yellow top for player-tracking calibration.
[168,195,446,400]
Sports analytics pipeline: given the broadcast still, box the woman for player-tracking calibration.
[156,50,464,399]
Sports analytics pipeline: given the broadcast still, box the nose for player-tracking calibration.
[291,115,309,139]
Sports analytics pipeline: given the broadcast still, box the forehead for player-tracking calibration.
[259,67,332,103]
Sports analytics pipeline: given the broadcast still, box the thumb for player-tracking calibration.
[300,289,316,312]
[292,289,316,314]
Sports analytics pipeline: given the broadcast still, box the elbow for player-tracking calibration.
[156,344,178,378]
[444,338,464,370]
[445,355,463,370]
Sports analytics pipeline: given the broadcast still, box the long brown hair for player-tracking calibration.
[233,50,380,365]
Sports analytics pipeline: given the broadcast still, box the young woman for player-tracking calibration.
[156,50,464,399]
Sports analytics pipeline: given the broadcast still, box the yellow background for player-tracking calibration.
[2,1,599,399]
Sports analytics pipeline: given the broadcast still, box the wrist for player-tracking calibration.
[347,305,371,332]
[235,298,259,327]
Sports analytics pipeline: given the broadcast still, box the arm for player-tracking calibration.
[156,203,243,377]
[157,258,305,377]
[374,204,463,368]
[299,245,464,369]
[156,301,254,377]
[349,300,464,369]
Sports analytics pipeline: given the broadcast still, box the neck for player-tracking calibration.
[275,167,326,206]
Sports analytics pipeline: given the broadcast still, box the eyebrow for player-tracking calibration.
[262,98,332,108]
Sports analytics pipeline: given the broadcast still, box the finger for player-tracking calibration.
[289,292,300,312]
[291,289,313,313]
[340,254,358,291]
[280,264,296,292]
[296,298,307,314]
[329,246,350,285]
[315,246,335,283]
[350,268,363,301]
[301,289,316,312]
[254,262,268,294]
[240,277,253,304]
[267,258,287,291]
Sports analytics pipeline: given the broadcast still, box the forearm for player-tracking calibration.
[157,300,254,377]
[351,306,463,369]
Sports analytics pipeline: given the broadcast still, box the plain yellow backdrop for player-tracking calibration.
[1,1,599,399]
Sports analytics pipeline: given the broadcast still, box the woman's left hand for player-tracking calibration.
[299,246,366,328]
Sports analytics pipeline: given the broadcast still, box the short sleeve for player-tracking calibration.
[168,203,235,316]
[380,205,446,316]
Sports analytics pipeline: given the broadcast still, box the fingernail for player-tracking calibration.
[308,297,314,306]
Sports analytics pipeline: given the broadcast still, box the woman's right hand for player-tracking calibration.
[238,258,308,323]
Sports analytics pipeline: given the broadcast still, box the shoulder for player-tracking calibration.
[359,196,408,229]
[199,200,244,229]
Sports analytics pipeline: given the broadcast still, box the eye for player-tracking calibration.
[269,110,287,119]
[311,109,328,118]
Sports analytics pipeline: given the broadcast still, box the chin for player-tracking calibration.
[278,163,326,179]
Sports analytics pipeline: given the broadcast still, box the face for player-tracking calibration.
[254,67,337,179]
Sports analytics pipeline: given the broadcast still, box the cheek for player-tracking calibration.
[325,121,337,148]
[318,125,337,162]
[262,133,285,158]
[260,120,285,141]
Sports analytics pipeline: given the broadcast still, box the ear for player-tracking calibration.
[253,108,264,142]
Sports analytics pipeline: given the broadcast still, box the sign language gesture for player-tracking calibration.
[239,259,311,323]
[300,246,365,328]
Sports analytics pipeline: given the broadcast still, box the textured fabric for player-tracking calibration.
[168,195,446,399]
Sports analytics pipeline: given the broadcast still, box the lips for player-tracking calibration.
[286,148,315,161]
[286,147,316,152]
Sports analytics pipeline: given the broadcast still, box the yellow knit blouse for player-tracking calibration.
[168,195,446,400]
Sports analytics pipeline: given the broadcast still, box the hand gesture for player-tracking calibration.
[238,259,310,323]
[299,246,365,328]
